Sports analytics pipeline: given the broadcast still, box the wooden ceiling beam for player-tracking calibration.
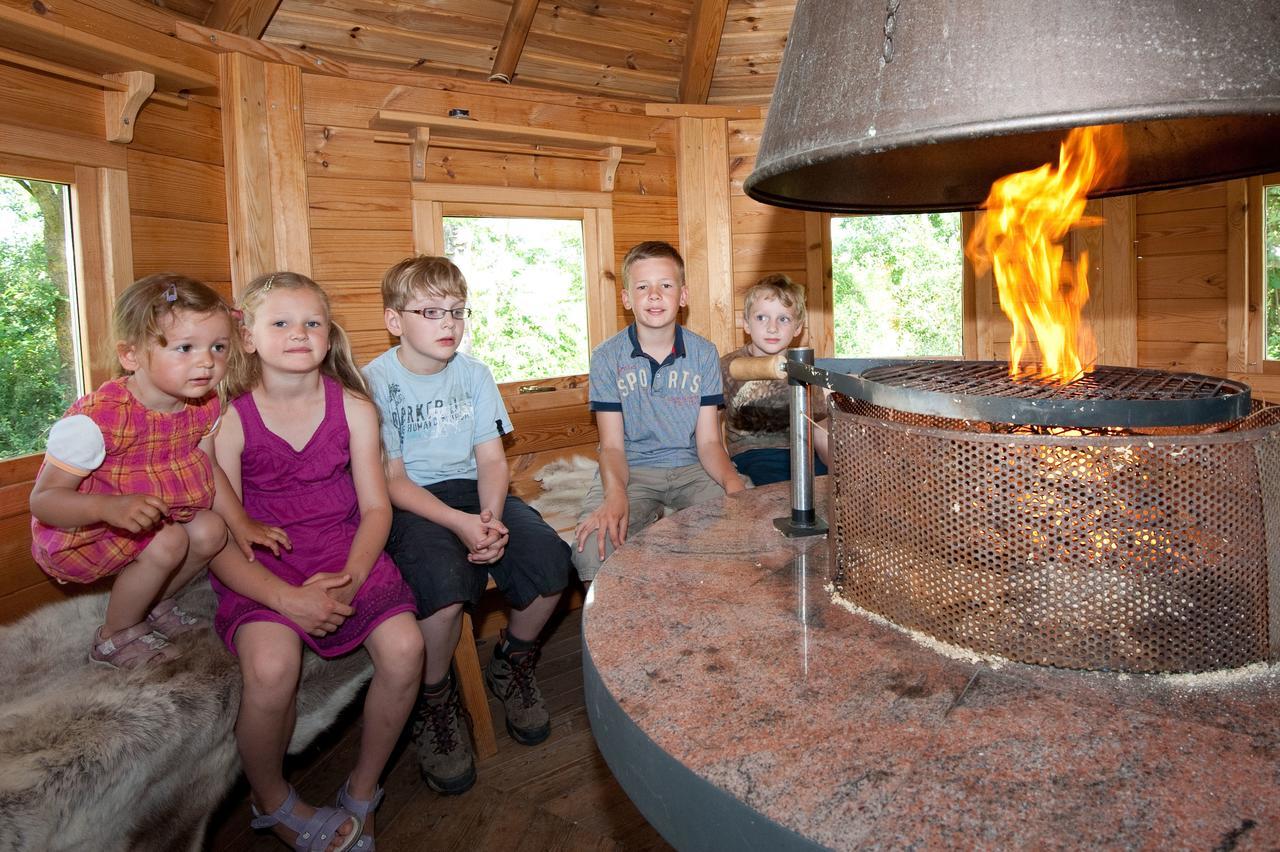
[203,0,284,39]
[490,0,539,84]
[677,0,729,104]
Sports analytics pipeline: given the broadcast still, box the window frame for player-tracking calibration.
[410,183,617,401]
[1248,172,1280,375]
[0,148,129,471]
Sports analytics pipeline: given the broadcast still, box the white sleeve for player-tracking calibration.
[45,414,106,476]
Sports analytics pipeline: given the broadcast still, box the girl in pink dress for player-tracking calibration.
[209,272,421,852]
[29,274,234,669]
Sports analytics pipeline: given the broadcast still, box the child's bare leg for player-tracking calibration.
[346,612,423,835]
[419,602,464,685]
[157,509,228,600]
[236,621,356,851]
[103,522,189,635]
[507,592,559,643]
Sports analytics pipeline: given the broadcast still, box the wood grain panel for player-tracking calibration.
[1137,254,1228,300]
[730,193,804,234]
[1136,207,1226,255]
[130,215,231,280]
[1135,182,1227,215]
[310,228,414,281]
[126,149,227,224]
[308,175,412,230]
[0,62,103,140]
[1136,298,1227,343]
[130,98,224,167]
[1138,341,1227,374]
[503,403,598,456]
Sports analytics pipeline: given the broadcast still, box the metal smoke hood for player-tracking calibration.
[744,0,1280,214]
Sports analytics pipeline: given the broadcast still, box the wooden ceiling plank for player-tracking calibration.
[175,20,353,75]
[490,0,539,83]
[204,0,285,38]
[679,0,730,104]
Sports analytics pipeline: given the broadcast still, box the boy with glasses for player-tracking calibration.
[364,255,569,796]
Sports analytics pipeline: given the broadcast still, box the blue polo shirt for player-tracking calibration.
[588,324,724,468]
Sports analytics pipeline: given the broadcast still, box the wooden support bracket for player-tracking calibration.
[599,144,623,192]
[104,71,155,143]
[410,126,430,182]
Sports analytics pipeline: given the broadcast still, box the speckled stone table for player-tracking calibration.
[582,482,1280,850]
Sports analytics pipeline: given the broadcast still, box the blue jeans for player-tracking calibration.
[731,448,828,487]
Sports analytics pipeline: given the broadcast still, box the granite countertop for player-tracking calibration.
[582,482,1280,850]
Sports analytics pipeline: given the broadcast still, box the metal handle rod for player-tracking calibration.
[788,348,816,526]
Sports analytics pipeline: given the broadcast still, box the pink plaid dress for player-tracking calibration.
[31,377,220,584]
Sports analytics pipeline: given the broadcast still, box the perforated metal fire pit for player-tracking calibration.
[823,361,1280,674]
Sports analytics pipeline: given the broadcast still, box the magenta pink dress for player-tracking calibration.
[212,375,416,657]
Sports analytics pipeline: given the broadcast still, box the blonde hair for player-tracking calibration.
[112,273,233,377]
[381,256,468,309]
[224,272,370,402]
[743,273,807,327]
[621,241,684,288]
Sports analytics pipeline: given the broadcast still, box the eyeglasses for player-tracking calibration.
[400,306,472,321]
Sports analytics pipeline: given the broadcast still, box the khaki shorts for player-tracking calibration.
[571,462,724,582]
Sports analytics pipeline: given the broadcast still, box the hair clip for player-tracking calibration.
[163,283,178,303]
[261,274,275,293]
[230,308,244,321]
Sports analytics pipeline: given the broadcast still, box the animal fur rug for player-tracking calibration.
[0,576,372,852]
[527,455,599,533]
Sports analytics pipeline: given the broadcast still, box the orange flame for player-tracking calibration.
[967,125,1124,383]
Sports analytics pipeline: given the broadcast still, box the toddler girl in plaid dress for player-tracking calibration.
[29,273,235,669]
[209,272,421,852]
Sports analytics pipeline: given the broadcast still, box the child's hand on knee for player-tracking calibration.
[285,573,355,634]
[102,493,170,533]
[576,492,629,561]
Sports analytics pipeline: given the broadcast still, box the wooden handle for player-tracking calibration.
[729,354,787,381]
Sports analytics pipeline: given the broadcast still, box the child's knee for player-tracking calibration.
[138,523,190,570]
[240,647,301,693]
[185,510,229,559]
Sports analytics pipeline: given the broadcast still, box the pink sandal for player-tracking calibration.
[89,622,180,669]
[146,596,205,638]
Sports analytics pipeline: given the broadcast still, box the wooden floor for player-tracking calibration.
[205,608,673,851]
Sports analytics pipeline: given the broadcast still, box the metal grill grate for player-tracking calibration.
[862,360,1244,401]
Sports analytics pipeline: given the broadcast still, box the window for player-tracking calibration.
[830,213,964,357]
[0,175,82,460]
[444,216,589,383]
[1262,179,1280,360]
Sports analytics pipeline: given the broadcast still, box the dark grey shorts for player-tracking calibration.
[387,479,570,617]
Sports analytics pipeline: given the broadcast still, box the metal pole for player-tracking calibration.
[775,347,828,537]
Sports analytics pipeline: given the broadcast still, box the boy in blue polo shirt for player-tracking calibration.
[573,241,745,581]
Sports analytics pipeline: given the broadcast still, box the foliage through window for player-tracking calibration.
[1262,182,1280,361]
[831,213,963,357]
[0,176,81,460]
[444,216,589,383]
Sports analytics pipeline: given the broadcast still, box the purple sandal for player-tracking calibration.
[146,596,205,638]
[251,785,361,852]
[89,622,179,669]
[336,780,384,851]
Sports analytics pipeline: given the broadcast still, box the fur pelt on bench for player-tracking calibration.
[0,576,372,852]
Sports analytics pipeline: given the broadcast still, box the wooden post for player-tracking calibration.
[676,116,734,351]
[489,0,538,84]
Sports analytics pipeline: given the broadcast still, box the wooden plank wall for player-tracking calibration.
[1135,182,1230,376]
[726,116,825,353]
[0,57,229,623]
[298,72,680,479]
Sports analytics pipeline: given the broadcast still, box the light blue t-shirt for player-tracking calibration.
[364,348,512,487]
[588,324,724,469]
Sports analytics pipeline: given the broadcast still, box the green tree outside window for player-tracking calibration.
[1263,184,1280,361]
[444,217,589,383]
[0,177,80,460]
[831,213,963,357]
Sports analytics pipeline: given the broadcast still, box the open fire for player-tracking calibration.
[966,125,1124,383]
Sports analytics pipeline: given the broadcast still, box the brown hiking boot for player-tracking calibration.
[485,632,551,746]
[409,674,476,795]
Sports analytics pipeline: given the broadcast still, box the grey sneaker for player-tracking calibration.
[410,676,476,795]
[485,635,551,745]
